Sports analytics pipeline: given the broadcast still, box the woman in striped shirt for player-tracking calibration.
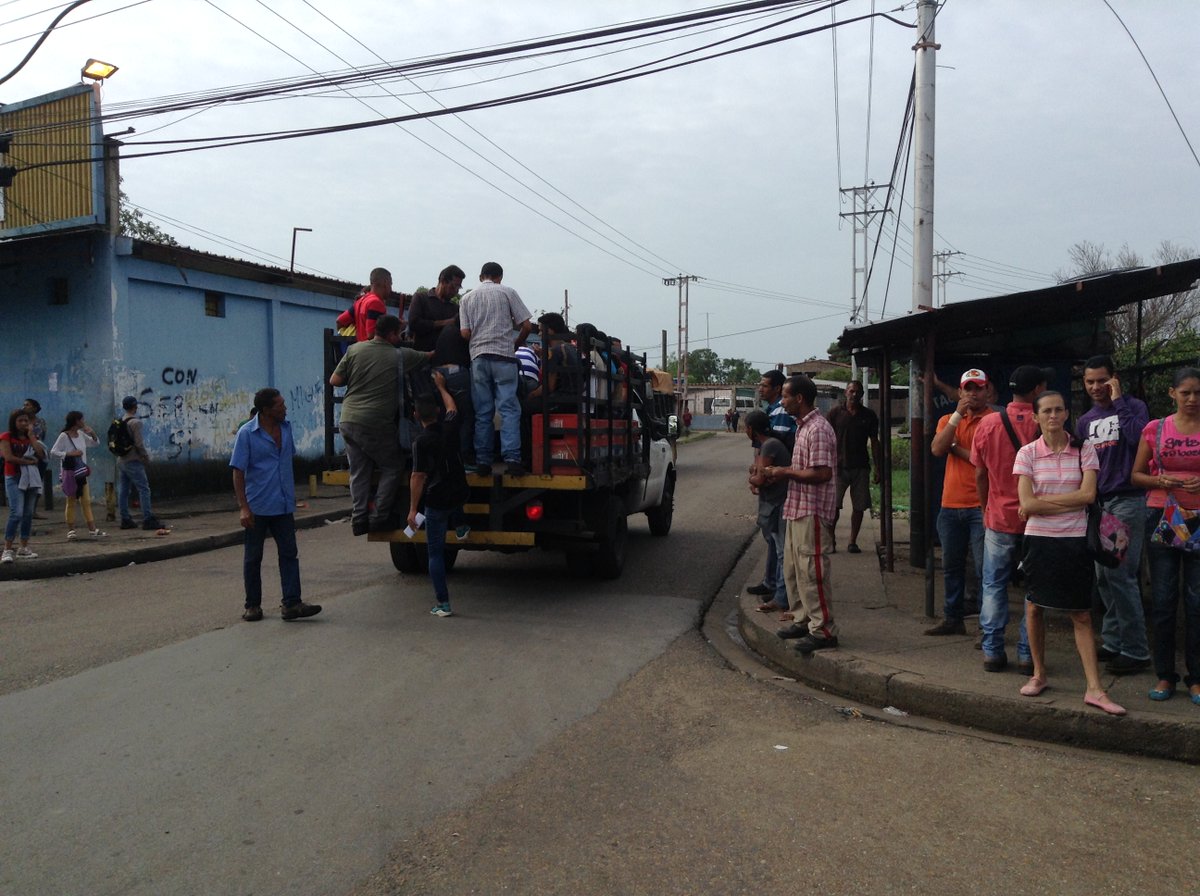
[1014,391,1125,715]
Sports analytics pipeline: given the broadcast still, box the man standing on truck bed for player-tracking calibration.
[459,261,532,478]
[337,268,393,342]
[330,314,430,535]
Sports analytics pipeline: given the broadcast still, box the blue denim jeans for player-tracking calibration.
[243,513,301,608]
[759,504,780,590]
[424,504,465,604]
[4,476,36,542]
[770,515,789,610]
[471,356,521,466]
[979,527,1031,661]
[117,460,154,523]
[1096,493,1150,661]
[937,506,984,622]
[1145,515,1200,687]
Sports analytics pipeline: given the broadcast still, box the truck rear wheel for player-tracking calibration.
[390,542,427,573]
[593,497,628,580]
[645,470,675,536]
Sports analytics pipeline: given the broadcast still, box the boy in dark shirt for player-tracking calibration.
[408,371,471,617]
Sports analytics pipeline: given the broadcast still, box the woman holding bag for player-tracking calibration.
[1131,366,1200,705]
[50,411,106,539]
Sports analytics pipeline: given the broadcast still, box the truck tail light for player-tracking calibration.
[525,500,544,521]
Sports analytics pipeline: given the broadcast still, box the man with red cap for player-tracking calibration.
[926,369,994,635]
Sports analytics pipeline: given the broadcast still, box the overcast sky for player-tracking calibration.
[3,0,1198,371]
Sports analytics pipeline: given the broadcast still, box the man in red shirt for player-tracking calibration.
[337,268,393,342]
[970,365,1051,672]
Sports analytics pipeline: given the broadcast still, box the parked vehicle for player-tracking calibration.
[322,327,677,579]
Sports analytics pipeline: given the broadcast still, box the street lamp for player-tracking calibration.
[290,227,312,273]
[81,59,118,82]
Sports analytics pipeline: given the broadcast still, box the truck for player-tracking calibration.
[323,326,678,579]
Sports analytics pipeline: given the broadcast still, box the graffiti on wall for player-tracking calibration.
[116,367,326,461]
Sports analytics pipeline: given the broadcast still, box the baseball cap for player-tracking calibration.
[121,395,138,411]
[1008,365,1055,395]
[959,368,988,387]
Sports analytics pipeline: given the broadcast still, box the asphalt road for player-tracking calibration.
[0,435,750,896]
[3,435,1197,895]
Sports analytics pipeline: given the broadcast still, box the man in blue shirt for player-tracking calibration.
[231,388,321,622]
[747,370,798,598]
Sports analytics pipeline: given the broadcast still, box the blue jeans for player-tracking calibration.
[759,505,780,590]
[979,528,1031,661]
[424,505,465,604]
[1096,493,1150,661]
[117,460,154,523]
[770,514,789,610]
[937,506,984,622]
[243,513,301,608]
[1145,516,1200,687]
[4,476,36,542]
[471,356,521,466]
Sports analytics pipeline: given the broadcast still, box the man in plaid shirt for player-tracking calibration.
[763,374,840,654]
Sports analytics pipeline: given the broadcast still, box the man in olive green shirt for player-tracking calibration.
[330,315,430,534]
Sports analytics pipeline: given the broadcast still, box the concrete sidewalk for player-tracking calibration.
[0,482,353,580]
[738,512,1200,764]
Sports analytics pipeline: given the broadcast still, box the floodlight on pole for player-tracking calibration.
[81,58,118,82]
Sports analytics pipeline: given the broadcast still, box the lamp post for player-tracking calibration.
[290,227,312,273]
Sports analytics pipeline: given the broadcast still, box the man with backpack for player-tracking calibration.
[112,396,163,531]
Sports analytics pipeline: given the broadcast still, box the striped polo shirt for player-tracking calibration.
[1012,437,1098,538]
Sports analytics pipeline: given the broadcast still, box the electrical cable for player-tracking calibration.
[1101,0,1200,172]
[0,0,93,86]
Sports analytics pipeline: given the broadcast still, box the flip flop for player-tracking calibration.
[1084,693,1126,716]
[755,602,783,614]
[1019,676,1048,697]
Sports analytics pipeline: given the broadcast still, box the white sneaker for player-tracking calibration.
[15,547,38,559]
[1,549,13,564]
[91,529,107,537]
[67,529,77,540]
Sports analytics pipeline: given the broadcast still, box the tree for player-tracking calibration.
[719,357,758,384]
[664,349,759,384]
[1056,240,1197,357]
[118,178,179,246]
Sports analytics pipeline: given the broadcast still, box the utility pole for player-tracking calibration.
[563,289,569,326]
[839,183,888,325]
[702,312,712,348]
[933,249,962,306]
[911,0,938,573]
[663,275,699,416]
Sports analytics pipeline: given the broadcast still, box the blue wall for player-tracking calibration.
[0,231,350,491]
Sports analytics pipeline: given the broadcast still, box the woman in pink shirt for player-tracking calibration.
[1131,366,1200,705]
[1014,391,1124,715]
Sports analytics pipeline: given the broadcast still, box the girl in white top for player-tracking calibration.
[1015,390,1124,715]
[49,411,106,539]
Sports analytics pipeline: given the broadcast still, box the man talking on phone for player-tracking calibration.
[1077,355,1151,675]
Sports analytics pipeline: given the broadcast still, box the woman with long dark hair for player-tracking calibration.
[1,407,47,563]
[1130,366,1200,705]
[50,411,106,539]
[1014,390,1124,715]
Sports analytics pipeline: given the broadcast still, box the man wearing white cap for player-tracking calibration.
[926,369,994,635]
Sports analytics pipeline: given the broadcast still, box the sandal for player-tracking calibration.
[1019,676,1048,697]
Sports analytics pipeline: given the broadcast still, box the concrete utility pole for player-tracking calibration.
[663,275,699,415]
[910,0,938,570]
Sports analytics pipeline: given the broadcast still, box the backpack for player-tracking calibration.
[107,417,135,457]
